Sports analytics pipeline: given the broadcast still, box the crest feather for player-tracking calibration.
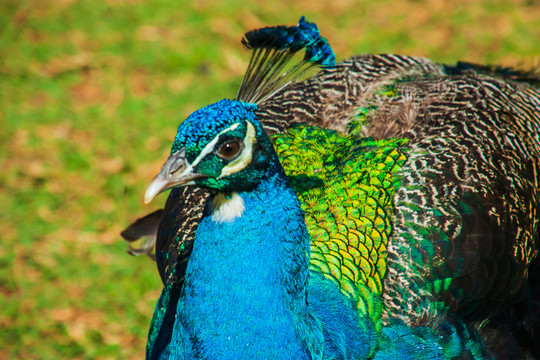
[236,16,335,104]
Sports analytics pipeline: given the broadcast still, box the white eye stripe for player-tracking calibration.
[218,122,256,178]
[190,123,241,168]
[174,123,240,179]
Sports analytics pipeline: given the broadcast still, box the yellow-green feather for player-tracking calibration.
[273,125,408,327]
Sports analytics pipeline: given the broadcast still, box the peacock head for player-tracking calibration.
[144,99,274,203]
[143,17,335,204]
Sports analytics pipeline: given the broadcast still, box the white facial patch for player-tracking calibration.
[180,123,242,178]
[209,192,245,223]
[196,123,241,166]
[219,121,257,178]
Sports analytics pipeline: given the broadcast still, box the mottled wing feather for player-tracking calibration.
[156,186,208,285]
[257,54,446,135]
[366,75,540,325]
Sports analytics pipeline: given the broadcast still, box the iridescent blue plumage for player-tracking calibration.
[304,37,335,68]
[171,100,257,155]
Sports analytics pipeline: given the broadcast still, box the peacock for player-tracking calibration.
[122,17,540,359]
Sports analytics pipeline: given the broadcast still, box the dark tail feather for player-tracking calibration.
[121,209,163,260]
[443,61,540,87]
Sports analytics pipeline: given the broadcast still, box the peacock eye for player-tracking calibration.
[216,140,243,160]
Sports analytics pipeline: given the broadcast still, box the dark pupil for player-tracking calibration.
[224,144,235,154]
[221,142,239,159]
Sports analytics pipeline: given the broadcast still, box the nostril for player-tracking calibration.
[168,161,185,177]
[166,149,187,177]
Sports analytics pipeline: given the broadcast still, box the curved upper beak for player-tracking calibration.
[144,149,205,204]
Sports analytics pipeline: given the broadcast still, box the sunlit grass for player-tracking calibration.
[1,0,538,358]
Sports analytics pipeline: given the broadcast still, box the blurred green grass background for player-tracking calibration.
[0,0,538,358]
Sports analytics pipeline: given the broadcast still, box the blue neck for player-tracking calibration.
[177,161,320,359]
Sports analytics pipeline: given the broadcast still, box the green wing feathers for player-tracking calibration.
[274,125,408,325]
